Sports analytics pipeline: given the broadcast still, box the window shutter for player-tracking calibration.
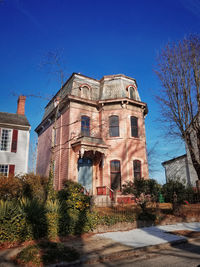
[11,129,18,152]
[9,165,15,176]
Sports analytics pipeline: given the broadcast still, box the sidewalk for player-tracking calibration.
[0,222,200,266]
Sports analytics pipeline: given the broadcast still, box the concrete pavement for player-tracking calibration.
[96,222,200,249]
[0,222,200,266]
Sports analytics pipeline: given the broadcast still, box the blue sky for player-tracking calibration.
[0,0,200,183]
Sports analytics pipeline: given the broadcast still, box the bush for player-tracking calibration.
[162,180,186,204]
[0,176,23,200]
[58,180,90,210]
[21,173,48,201]
[45,200,60,239]
[20,198,47,240]
[0,174,48,202]
[122,178,161,201]
[0,200,26,243]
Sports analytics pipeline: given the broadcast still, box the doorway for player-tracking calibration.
[78,157,93,193]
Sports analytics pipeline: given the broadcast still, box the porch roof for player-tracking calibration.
[71,136,109,155]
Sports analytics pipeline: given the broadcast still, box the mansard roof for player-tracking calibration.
[42,72,143,121]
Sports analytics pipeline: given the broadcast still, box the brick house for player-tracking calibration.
[0,96,30,176]
[35,73,149,203]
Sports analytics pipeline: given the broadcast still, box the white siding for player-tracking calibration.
[0,129,30,175]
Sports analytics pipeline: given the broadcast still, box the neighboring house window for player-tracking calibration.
[130,116,138,137]
[0,164,8,176]
[110,160,121,190]
[0,129,12,151]
[133,160,141,179]
[81,116,90,136]
[109,115,119,137]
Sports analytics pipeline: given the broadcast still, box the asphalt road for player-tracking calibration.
[84,239,200,267]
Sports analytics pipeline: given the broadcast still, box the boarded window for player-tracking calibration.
[109,116,119,137]
[110,160,121,190]
[133,160,141,179]
[131,116,138,137]
[11,129,18,153]
[81,116,90,136]
[9,165,15,176]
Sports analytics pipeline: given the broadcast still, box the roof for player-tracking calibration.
[162,154,186,166]
[0,112,30,127]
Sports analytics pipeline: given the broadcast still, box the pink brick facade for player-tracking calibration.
[36,73,149,200]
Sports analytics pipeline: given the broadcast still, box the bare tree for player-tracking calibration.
[39,49,69,88]
[155,34,200,182]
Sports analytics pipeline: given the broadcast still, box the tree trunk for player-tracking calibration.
[185,132,200,181]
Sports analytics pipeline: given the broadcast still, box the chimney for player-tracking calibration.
[17,95,26,115]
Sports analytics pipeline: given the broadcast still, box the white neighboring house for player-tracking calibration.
[162,153,198,187]
[0,96,30,176]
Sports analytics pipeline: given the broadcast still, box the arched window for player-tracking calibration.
[110,160,121,190]
[133,160,141,179]
[109,115,119,137]
[130,116,138,137]
[126,84,137,100]
[81,116,90,136]
[79,84,91,99]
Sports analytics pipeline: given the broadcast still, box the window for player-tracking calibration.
[110,160,121,190]
[81,116,90,136]
[0,164,8,176]
[129,87,135,99]
[131,116,138,137]
[82,86,90,99]
[126,84,137,100]
[133,160,141,179]
[52,127,56,147]
[0,129,12,151]
[79,84,91,99]
[109,115,119,137]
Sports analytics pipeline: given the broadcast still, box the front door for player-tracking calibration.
[78,157,93,193]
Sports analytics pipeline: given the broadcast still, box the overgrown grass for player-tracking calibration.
[14,241,79,266]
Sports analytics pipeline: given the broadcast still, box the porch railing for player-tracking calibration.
[96,186,114,200]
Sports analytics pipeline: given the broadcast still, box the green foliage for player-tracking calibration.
[122,178,161,201]
[162,180,187,204]
[58,180,90,210]
[138,212,156,221]
[15,241,79,266]
[46,164,57,201]
[0,200,26,243]
[45,200,60,239]
[19,198,47,240]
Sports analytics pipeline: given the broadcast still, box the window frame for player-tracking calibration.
[0,164,9,176]
[130,116,138,138]
[0,128,12,152]
[81,115,90,137]
[79,84,91,99]
[133,160,142,179]
[109,115,120,137]
[110,160,121,190]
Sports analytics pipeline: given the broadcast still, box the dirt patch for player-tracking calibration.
[168,230,200,238]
